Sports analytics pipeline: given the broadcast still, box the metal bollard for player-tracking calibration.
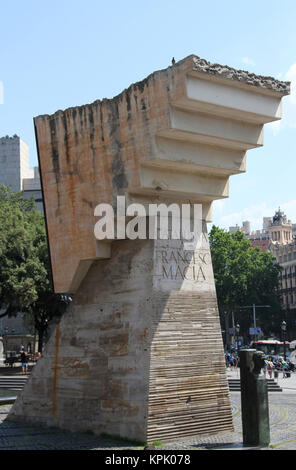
[239,349,270,447]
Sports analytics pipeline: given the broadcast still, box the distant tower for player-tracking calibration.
[263,217,272,231]
[0,135,33,191]
[242,221,251,235]
[269,208,292,245]
[0,135,43,211]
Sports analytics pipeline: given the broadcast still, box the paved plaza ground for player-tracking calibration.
[0,367,296,450]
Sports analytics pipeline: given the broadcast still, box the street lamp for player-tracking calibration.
[240,304,270,343]
[235,323,240,351]
[281,320,287,361]
[4,327,8,359]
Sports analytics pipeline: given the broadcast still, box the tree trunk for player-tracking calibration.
[37,328,44,352]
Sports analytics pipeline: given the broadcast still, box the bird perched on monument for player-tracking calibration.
[172,57,176,65]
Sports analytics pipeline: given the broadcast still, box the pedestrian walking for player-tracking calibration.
[225,353,229,368]
[282,361,288,378]
[229,354,235,370]
[20,350,28,375]
[267,360,274,379]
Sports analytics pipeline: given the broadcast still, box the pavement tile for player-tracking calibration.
[0,370,296,450]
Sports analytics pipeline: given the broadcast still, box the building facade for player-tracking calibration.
[229,209,296,338]
[0,135,43,211]
[272,242,296,311]
[269,210,296,328]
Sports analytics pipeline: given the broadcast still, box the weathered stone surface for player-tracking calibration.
[33,55,289,294]
[9,229,233,442]
[191,56,290,94]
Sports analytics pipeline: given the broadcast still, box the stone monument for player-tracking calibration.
[239,349,270,447]
[8,55,289,443]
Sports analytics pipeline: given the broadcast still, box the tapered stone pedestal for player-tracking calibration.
[9,225,233,442]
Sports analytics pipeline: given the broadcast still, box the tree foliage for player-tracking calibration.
[209,225,282,337]
[0,185,47,314]
[0,185,68,350]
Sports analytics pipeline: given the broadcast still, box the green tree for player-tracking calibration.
[0,185,68,351]
[209,225,282,342]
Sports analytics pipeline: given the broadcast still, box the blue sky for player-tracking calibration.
[0,0,295,231]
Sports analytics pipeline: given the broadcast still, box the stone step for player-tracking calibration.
[0,378,28,383]
[0,383,27,387]
[0,384,23,390]
[0,377,28,389]
[228,378,282,392]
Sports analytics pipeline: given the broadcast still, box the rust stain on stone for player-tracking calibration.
[52,324,60,417]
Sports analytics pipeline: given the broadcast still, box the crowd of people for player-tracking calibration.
[225,352,240,369]
[263,357,295,379]
[224,350,295,379]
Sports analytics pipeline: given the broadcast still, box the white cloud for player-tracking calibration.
[268,119,281,135]
[285,64,296,104]
[241,56,256,67]
[268,63,296,134]
[213,202,269,231]
[212,199,225,215]
[280,200,296,221]
[212,200,296,232]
